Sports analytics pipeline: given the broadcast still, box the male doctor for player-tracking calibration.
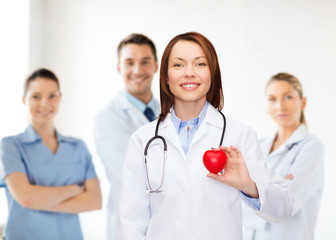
[94,33,160,240]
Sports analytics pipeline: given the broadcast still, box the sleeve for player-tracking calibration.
[286,137,324,216]
[93,107,133,186]
[81,141,98,181]
[240,127,294,223]
[0,137,26,181]
[117,132,150,240]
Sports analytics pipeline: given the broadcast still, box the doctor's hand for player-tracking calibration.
[207,145,259,199]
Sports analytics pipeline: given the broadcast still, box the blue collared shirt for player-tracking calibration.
[123,90,157,114]
[0,125,97,240]
[170,102,209,153]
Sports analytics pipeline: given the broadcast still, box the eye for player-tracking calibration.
[125,61,133,67]
[268,97,276,102]
[49,94,57,99]
[141,60,150,65]
[173,63,183,68]
[31,95,40,100]
[284,95,293,100]
[196,62,207,67]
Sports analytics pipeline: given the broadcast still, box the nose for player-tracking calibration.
[40,97,50,107]
[184,64,195,78]
[133,63,142,75]
[275,99,285,110]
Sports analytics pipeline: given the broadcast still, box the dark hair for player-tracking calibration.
[159,32,224,121]
[117,33,157,61]
[23,68,60,97]
[266,72,306,126]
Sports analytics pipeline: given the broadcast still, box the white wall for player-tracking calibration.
[1,0,335,239]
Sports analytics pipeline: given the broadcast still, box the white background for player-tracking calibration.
[1,0,335,239]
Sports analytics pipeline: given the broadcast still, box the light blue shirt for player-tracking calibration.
[123,90,157,114]
[171,101,208,153]
[170,102,260,210]
[0,125,97,240]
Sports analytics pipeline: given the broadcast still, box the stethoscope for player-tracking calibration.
[144,110,226,194]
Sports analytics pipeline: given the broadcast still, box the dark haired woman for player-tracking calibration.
[0,68,102,240]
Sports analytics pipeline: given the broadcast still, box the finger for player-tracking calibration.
[284,173,294,180]
[207,172,224,182]
[230,145,242,157]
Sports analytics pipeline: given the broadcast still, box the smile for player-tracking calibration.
[180,83,200,89]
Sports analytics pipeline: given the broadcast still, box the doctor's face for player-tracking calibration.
[23,77,61,127]
[167,40,211,107]
[117,43,158,102]
[266,80,306,129]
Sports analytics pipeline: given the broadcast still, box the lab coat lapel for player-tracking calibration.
[115,92,149,126]
[159,113,186,157]
[190,105,223,149]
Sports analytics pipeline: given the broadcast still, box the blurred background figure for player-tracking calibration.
[243,73,324,240]
[0,68,102,240]
[93,33,160,240]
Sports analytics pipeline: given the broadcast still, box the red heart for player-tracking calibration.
[203,150,227,174]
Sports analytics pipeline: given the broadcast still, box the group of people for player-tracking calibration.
[0,32,324,240]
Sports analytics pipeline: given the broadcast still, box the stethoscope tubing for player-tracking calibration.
[144,110,226,194]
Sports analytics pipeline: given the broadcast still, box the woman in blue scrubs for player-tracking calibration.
[0,68,102,240]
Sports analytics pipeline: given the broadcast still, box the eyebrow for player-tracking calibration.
[172,56,206,61]
[267,91,295,96]
[124,56,154,61]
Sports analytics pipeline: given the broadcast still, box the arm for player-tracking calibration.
[47,178,102,213]
[5,172,83,209]
[94,107,133,186]
[117,133,150,240]
[285,137,324,216]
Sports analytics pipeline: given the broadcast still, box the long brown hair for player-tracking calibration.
[266,72,307,126]
[159,32,224,121]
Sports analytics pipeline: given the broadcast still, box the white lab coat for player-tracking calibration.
[243,124,324,240]
[94,92,160,240]
[117,105,294,240]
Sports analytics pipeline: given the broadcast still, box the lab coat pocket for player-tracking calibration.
[203,177,238,205]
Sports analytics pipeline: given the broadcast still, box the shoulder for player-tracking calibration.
[0,135,17,147]
[57,133,87,148]
[301,132,324,152]
[132,120,157,137]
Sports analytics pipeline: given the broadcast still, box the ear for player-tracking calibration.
[154,61,158,73]
[22,96,26,105]
[301,96,307,110]
[117,63,121,74]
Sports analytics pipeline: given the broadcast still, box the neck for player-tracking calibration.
[174,99,206,121]
[277,123,301,142]
[130,91,152,105]
[31,121,56,140]
[271,123,300,152]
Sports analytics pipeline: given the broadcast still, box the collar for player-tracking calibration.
[265,124,309,154]
[170,101,209,131]
[123,90,156,113]
[18,125,77,144]
[159,103,223,131]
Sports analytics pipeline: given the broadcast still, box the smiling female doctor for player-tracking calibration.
[243,73,324,240]
[117,32,294,240]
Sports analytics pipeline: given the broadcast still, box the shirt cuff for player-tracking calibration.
[240,191,261,211]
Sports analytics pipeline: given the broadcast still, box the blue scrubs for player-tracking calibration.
[0,125,98,240]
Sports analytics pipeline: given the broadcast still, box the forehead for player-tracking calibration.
[119,43,155,61]
[266,80,297,95]
[28,77,59,92]
[169,40,205,60]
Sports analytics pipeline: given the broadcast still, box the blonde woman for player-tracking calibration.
[243,73,324,240]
